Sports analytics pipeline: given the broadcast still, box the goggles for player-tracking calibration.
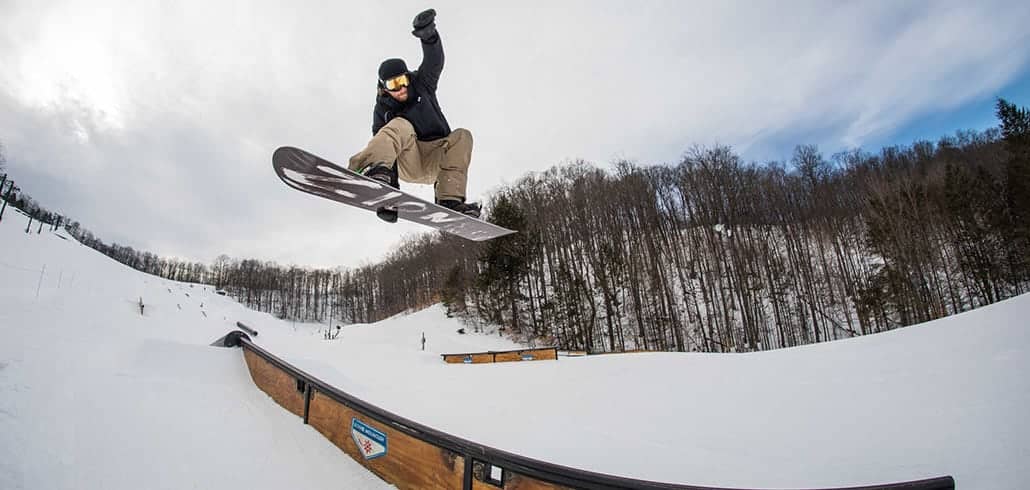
[383,74,410,92]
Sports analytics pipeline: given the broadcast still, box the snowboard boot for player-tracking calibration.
[363,163,400,223]
[363,163,399,189]
[437,199,481,218]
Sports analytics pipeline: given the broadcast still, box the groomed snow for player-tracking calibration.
[2,212,1028,489]
[0,215,389,490]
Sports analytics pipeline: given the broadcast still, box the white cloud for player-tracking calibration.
[2,0,1029,267]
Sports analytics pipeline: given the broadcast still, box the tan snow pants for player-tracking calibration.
[348,117,473,202]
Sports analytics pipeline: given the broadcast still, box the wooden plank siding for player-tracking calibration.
[239,341,576,489]
[442,347,559,364]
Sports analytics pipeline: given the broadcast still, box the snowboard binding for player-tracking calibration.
[376,207,399,223]
[364,163,399,189]
[366,164,401,223]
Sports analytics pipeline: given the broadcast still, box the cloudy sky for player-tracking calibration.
[2,0,1029,269]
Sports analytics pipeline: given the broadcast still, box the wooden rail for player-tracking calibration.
[218,330,955,490]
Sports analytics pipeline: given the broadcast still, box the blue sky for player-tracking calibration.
[877,71,1030,149]
[745,70,1030,165]
[741,69,1030,166]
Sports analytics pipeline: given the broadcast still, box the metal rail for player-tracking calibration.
[235,321,259,336]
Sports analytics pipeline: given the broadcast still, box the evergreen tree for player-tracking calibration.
[996,98,1030,285]
[476,193,537,332]
[943,162,1005,303]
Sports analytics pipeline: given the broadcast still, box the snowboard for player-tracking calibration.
[272,146,516,241]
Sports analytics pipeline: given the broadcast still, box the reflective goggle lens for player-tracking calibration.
[384,74,409,91]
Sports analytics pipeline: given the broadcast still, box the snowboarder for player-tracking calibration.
[347,8,480,219]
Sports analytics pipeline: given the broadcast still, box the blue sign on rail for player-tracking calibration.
[351,417,388,460]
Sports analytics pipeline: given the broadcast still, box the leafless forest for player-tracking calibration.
[28,99,1029,353]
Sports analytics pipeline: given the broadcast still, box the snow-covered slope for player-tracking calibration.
[2,210,1028,489]
[0,216,389,489]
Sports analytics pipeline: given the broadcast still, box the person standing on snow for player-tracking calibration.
[347,8,480,221]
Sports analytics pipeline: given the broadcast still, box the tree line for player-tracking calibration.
[204,99,1028,352]
[459,99,1029,352]
[0,141,211,285]
[5,99,1028,352]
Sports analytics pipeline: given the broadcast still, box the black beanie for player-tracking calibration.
[378,58,408,81]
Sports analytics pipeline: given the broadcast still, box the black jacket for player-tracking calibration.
[372,38,452,141]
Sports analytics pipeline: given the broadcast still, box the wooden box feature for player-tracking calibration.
[492,351,524,362]
[525,348,558,361]
[242,348,305,418]
[558,351,588,357]
[306,390,465,490]
[443,352,496,364]
[229,334,952,490]
[441,347,558,365]
[471,475,566,490]
[470,461,566,490]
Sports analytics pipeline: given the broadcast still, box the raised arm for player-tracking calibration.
[411,9,444,92]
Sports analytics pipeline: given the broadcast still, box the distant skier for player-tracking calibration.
[347,8,480,219]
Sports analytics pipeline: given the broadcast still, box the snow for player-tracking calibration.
[0,219,389,490]
[2,212,1029,489]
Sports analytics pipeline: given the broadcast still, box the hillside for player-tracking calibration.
[1,211,1028,489]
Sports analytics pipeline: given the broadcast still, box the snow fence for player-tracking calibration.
[219,330,956,490]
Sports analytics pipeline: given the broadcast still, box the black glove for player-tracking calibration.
[411,8,438,42]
